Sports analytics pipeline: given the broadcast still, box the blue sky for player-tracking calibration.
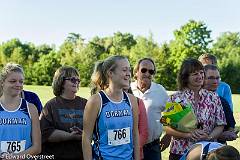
[0,0,239,47]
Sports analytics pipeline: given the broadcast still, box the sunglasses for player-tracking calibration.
[64,77,80,84]
[140,68,155,75]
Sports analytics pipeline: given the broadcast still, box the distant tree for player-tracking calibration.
[212,32,240,93]
[31,51,61,85]
[33,44,54,61]
[212,32,240,59]
[59,33,85,65]
[75,40,102,86]
[110,32,136,55]
[0,39,25,64]
[154,43,177,90]
[129,34,157,65]
[169,20,212,72]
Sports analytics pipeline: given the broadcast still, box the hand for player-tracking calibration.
[218,130,238,141]
[190,129,208,142]
[70,126,83,135]
[160,134,172,152]
[69,126,82,140]
[69,130,82,140]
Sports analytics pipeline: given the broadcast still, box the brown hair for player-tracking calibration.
[177,58,204,91]
[207,145,240,160]
[203,64,220,75]
[90,55,127,95]
[133,58,156,80]
[52,66,79,96]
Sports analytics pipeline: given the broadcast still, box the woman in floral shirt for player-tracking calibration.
[165,58,226,160]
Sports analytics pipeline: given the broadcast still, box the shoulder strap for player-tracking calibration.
[202,143,211,160]
[123,91,131,107]
[19,99,31,118]
[98,91,110,107]
[0,103,4,111]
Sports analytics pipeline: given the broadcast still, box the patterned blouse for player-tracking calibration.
[169,88,226,155]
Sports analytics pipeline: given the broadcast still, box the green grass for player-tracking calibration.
[24,85,91,105]
[24,85,240,158]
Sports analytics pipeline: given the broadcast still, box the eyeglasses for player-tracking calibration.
[206,76,221,81]
[140,68,155,75]
[64,77,80,84]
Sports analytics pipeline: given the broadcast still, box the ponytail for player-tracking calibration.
[90,55,127,95]
[90,61,108,95]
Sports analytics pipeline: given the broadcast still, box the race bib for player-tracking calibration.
[108,127,130,146]
[1,140,26,153]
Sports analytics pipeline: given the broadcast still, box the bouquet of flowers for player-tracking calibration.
[160,101,198,132]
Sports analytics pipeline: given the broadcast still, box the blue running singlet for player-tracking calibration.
[92,91,134,160]
[180,141,224,160]
[0,99,32,154]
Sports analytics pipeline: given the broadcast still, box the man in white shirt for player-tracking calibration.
[131,58,170,160]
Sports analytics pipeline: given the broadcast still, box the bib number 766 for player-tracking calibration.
[108,127,130,146]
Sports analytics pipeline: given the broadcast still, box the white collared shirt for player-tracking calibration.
[131,81,169,143]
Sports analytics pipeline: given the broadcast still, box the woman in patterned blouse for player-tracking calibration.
[165,58,226,160]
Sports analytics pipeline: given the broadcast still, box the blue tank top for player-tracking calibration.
[93,91,133,160]
[0,99,32,154]
[180,141,224,160]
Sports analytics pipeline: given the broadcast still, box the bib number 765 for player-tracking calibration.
[7,141,21,152]
[1,140,26,153]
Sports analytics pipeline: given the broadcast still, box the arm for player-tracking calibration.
[218,82,233,111]
[129,95,140,160]
[39,100,80,143]
[137,99,148,147]
[17,104,41,156]
[209,95,226,140]
[164,126,191,139]
[164,126,208,142]
[48,129,81,142]
[33,93,43,114]
[220,97,236,129]
[82,95,100,160]
[223,84,233,111]
[208,126,224,140]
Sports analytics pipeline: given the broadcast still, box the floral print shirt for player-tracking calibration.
[169,88,226,155]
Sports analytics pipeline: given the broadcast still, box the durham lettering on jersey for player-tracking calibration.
[105,109,131,118]
[0,118,27,125]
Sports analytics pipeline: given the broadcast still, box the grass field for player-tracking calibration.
[24,85,240,157]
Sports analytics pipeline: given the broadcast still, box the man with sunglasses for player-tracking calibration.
[131,58,169,160]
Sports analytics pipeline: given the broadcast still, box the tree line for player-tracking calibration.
[1,20,240,93]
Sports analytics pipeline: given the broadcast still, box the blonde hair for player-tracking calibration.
[198,53,217,65]
[90,55,127,95]
[0,63,24,96]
